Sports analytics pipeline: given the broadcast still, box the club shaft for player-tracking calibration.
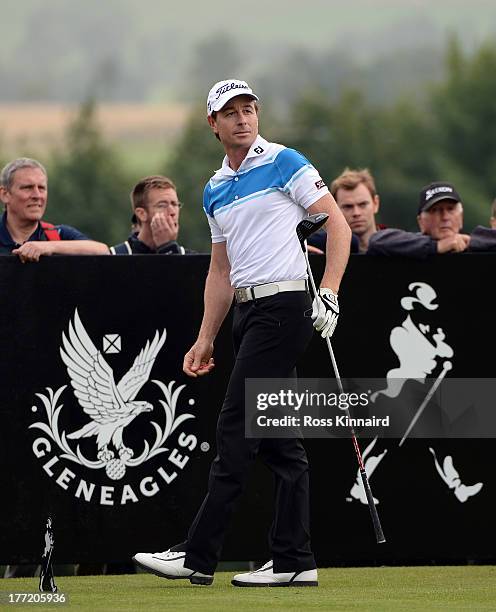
[305,245,385,543]
[304,246,319,296]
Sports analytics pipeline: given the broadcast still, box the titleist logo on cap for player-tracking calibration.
[207,79,259,115]
[214,81,250,100]
[425,186,454,201]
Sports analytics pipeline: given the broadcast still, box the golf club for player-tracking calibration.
[296,213,386,544]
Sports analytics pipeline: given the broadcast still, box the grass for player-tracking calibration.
[1,566,495,611]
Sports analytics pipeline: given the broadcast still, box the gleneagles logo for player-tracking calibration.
[30,309,198,506]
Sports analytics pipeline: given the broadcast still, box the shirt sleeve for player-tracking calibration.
[203,181,226,243]
[367,229,437,258]
[207,215,226,243]
[468,226,496,252]
[55,225,89,240]
[275,148,330,210]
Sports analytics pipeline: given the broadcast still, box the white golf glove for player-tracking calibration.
[311,288,339,338]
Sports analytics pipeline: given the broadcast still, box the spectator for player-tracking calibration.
[490,198,496,229]
[308,167,380,254]
[368,181,496,257]
[331,168,384,253]
[307,227,359,254]
[0,158,109,262]
[111,175,193,255]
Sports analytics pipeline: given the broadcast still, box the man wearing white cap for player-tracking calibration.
[133,79,351,587]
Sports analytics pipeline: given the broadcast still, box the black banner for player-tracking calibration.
[0,254,494,565]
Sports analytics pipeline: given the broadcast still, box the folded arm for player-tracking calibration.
[12,240,110,262]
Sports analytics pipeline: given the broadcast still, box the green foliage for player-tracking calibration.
[283,89,380,175]
[369,99,438,231]
[430,37,496,228]
[279,90,436,231]
[166,106,224,252]
[47,101,132,244]
[28,36,496,248]
[169,36,496,238]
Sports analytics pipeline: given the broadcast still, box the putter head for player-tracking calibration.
[296,213,329,252]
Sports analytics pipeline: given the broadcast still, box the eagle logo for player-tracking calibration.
[61,309,166,466]
[30,308,195,482]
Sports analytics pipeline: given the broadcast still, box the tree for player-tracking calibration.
[284,89,379,176]
[281,89,434,231]
[430,37,496,228]
[166,105,224,252]
[47,101,132,244]
[166,36,496,243]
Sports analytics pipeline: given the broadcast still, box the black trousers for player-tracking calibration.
[182,291,315,575]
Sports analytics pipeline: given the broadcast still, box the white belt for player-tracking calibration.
[234,280,307,304]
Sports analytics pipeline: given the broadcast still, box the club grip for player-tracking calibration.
[360,468,386,544]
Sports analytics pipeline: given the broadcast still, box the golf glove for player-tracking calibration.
[311,288,339,338]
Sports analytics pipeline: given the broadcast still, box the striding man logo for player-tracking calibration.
[371,282,453,402]
[347,282,483,505]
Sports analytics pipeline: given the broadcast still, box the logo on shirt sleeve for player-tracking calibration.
[315,179,326,190]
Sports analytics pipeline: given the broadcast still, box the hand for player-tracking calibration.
[311,288,339,338]
[151,212,178,247]
[307,245,325,255]
[437,234,470,254]
[12,241,52,263]
[183,339,215,378]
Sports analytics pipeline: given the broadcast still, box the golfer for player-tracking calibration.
[134,79,351,587]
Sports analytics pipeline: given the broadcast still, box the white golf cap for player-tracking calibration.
[207,79,259,116]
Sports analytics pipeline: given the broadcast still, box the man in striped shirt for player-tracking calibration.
[134,79,351,587]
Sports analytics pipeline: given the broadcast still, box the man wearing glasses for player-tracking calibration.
[111,175,192,255]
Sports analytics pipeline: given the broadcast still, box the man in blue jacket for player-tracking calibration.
[0,157,108,261]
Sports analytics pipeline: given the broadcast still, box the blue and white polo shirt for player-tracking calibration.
[203,135,329,288]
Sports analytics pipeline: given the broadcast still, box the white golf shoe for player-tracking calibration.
[132,550,214,585]
[231,560,318,587]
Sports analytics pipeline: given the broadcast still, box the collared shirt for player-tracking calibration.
[203,135,329,288]
[0,212,88,254]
